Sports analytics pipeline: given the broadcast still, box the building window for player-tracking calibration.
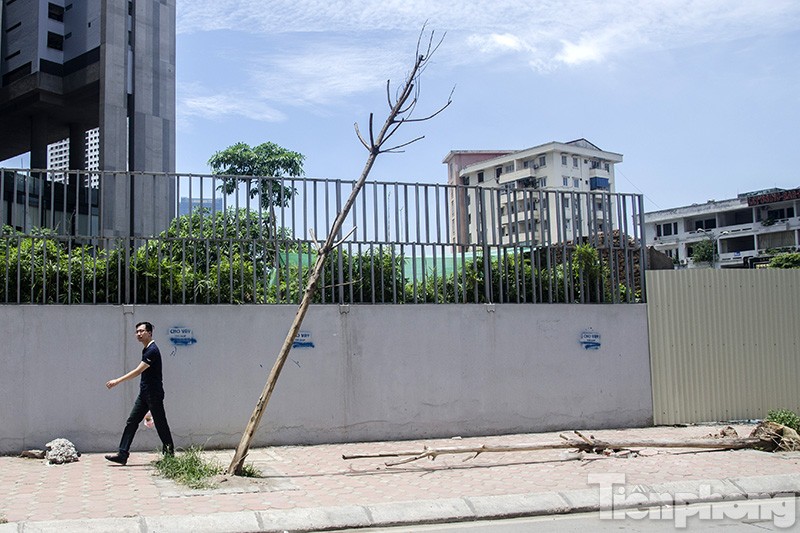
[504,164,514,173]
[573,178,580,188]
[6,21,21,32]
[539,177,547,187]
[604,163,610,171]
[47,32,64,51]
[6,0,18,5]
[477,171,484,183]
[766,207,794,220]
[694,218,716,231]
[538,155,546,167]
[563,198,570,209]
[561,154,567,165]
[4,50,20,60]
[562,176,569,187]
[495,167,502,179]
[48,3,65,22]
[657,223,677,237]
[573,156,578,168]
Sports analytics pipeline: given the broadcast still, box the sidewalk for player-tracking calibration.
[1,423,799,532]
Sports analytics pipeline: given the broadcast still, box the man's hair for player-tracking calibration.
[136,321,154,333]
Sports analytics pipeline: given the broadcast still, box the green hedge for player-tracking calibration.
[2,216,636,304]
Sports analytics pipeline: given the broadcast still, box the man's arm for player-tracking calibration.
[106,361,149,389]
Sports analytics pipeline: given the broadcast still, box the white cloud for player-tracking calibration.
[179,84,286,123]
[249,43,407,107]
[176,0,800,121]
[468,33,531,55]
[178,0,800,66]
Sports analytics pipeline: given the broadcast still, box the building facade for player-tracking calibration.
[443,139,623,246]
[644,187,800,268]
[0,0,176,237]
[47,127,100,187]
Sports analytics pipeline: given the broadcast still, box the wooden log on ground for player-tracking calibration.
[343,433,774,466]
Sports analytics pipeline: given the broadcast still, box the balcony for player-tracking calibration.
[589,177,610,191]
[588,167,610,179]
[498,167,538,186]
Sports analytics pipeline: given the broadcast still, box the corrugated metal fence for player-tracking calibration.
[647,269,800,424]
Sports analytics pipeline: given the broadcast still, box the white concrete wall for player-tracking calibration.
[0,304,652,454]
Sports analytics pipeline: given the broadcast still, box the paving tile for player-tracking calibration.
[2,423,797,529]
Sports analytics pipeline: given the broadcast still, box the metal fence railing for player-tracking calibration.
[1,168,646,304]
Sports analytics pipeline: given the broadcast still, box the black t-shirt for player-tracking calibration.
[140,342,164,392]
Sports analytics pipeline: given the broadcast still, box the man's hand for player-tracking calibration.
[106,379,119,389]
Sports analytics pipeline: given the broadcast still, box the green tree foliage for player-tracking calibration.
[208,142,305,211]
[691,239,715,263]
[418,244,634,304]
[0,225,117,303]
[269,247,409,304]
[131,208,301,304]
[2,224,635,305]
[767,252,800,269]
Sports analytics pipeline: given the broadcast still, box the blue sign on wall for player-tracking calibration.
[293,331,315,349]
[168,327,197,346]
[579,329,601,350]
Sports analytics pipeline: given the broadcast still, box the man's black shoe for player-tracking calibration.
[104,453,127,465]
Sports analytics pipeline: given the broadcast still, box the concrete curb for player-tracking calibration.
[4,474,800,532]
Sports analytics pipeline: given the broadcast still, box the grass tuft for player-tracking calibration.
[152,445,222,489]
[237,462,263,478]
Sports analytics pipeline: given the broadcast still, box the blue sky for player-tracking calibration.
[175,1,800,212]
[7,1,800,213]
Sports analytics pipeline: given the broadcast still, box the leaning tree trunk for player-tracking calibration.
[228,27,452,475]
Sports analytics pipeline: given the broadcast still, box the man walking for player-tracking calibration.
[105,321,174,465]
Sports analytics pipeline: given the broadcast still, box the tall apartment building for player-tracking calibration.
[47,127,100,187]
[443,139,623,246]
[0,0,176,236]
[644,187,800,268]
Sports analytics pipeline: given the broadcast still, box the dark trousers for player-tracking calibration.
[118,390,174,457]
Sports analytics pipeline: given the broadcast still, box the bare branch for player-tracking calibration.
[368,113,376,152]
[332,226,357,248]
[308,228,321,252]
[394,99,452,123]
[379,136,425,154]
[353,123,370,151]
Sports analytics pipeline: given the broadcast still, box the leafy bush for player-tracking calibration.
[691,239,715,263]
[766,409,800,432]
[1,218,636,305]
[768,252,800,269]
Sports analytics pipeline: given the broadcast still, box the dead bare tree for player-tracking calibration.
[227,27,453,475]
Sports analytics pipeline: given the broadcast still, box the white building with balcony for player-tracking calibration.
[644,187,800,268]
[443,139,623,246]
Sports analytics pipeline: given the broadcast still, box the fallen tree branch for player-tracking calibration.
[343,434,774,466]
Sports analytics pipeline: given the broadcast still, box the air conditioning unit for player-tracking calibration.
[533,164,539,169]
